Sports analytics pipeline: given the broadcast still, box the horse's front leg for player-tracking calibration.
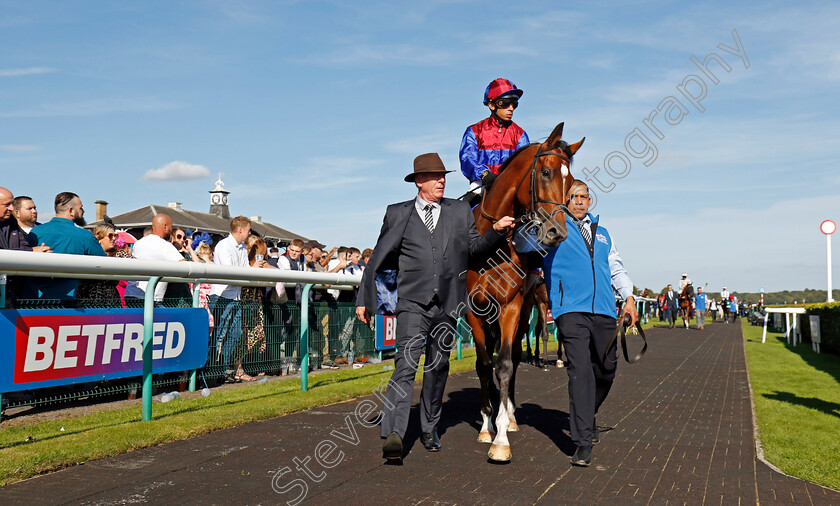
[507,331,523,432]
[467,312,495,444]
[489,301,521,461]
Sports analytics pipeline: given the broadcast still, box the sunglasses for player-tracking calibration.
[106,233,115,239]
[494,98,518,109]
[175,234,185,239]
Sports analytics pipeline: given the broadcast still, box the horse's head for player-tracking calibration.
[513,122,584,247]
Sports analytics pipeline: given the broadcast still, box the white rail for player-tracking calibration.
[0,249,362,287]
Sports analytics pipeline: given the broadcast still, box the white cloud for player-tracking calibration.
[0,67,56,77]
[0,97,181,118]
[143,161,210,181]
[0,144,41,152]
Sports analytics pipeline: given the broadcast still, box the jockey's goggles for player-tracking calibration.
[494,98,518,109]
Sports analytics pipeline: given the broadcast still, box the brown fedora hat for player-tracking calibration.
[404,152,454,182]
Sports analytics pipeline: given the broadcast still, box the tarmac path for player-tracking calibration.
[1,320,838,505]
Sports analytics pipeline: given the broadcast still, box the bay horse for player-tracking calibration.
[679,284,694,328]
[466,122,583,461]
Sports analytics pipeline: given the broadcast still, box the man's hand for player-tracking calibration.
[492,216,516,232]
[621,296,639,327]
[356,306,370,324]
[33,243,52,253]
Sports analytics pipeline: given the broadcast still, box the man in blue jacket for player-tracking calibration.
[543,180,638,467]
[27,192,105,300]
[694,287,707,330]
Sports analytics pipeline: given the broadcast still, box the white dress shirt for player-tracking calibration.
[210,234,248,299]
[124,234,185,301]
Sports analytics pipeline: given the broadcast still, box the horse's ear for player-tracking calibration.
[544,122,564,147]
[568,137,585,155]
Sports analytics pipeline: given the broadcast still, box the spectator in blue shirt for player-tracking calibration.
[694,287,707,330]
[27,192,106,300]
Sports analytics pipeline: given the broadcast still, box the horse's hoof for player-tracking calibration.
[477,431,494,443]
[488,444,512,461]
[507,421,519,432]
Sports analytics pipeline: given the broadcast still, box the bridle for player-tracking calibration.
[479,142,573,230]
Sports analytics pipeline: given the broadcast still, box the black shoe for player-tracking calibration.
[382,432,403,463]
[592,424,600,445]
[420,431,441,452]
[570,445,592,467]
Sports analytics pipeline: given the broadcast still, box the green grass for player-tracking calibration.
[742,320,840,490]
[0,350,484,486]
[0,323,638,487]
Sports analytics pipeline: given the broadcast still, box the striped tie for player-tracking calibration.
[424,204,435,233]
[578,221,592,247]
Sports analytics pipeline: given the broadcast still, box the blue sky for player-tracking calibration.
[1,0,838,293]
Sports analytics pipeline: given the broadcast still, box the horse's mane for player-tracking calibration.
[495,139,574,174]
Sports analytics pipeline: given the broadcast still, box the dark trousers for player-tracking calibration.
[556,313,617,446]
[208,295,242,368]
[380,298,455,439]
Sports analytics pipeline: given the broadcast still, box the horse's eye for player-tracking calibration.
[541,169,551,178]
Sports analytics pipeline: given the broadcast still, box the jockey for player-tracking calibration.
[679,272,692,292]
[459,78,530,207]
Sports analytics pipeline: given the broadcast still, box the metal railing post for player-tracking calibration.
[188,284,201,392]
[300,283,314,392]
[142,276,161,421]
[455,318,464,360]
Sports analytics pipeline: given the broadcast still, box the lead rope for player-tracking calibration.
[605,314,648,364]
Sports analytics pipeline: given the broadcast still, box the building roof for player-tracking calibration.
[90,204,309,245]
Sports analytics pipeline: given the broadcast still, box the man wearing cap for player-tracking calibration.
[460,78,530,206]
[304,239,328,272]
[356,153,515,463]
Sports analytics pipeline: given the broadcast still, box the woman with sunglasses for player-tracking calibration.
[76,224,121,306]
[459,78,530,207]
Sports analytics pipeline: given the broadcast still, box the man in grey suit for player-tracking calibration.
[356,153,514,464]
[663,284,679,328]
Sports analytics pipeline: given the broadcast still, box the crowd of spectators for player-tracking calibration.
[641,282,758,328]
[0,186,371,382]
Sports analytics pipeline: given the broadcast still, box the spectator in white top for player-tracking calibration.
[124,214,185,303]
[327,247,350,300]
[209,216,262,380]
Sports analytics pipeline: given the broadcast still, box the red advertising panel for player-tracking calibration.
[0,308,209,393]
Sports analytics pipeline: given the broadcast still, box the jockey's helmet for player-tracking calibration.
[483,78,523,105]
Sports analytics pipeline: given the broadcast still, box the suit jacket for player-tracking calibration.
[357,197,502,318]
[663,290,679,310]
